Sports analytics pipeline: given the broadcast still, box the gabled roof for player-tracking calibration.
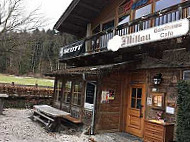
[54,0,110,37]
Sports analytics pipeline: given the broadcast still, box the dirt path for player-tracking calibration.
[0,109,142,142]
[0,109,89,142]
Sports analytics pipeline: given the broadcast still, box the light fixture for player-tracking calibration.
[153,73,162,85]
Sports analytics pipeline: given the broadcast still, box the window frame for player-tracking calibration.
[134,3,152,20]
[102,19,115,31]
[154,0,182,12]
[72,81,82,106]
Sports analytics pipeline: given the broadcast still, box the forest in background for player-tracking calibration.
[0,29,76,76]
[0,0,77,77]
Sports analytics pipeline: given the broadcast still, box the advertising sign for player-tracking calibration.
[60,40,85,59]
[121,19,189,48]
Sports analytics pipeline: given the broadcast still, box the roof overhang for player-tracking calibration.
[45,61,134,77]
[54,0,110,37]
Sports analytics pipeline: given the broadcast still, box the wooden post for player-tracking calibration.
[53,77,58,106]
[60,78,65,110]
[86,23,92,52]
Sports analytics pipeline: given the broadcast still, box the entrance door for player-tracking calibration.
[126,84,146,138]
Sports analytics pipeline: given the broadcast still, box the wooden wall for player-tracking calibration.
[95,72,123,132]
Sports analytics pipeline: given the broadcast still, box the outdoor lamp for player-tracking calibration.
[153,73,162,85]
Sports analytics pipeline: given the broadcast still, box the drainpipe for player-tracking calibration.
[90,83,97,135]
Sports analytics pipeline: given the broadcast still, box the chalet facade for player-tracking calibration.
[49,0,190,141]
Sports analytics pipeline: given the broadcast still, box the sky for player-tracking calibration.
[25,0,72,30]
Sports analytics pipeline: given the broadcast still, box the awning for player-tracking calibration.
[54,0,110,37]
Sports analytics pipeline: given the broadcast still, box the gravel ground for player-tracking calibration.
[0,109,142,142]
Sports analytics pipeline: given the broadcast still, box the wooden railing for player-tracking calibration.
[60,1,190,60]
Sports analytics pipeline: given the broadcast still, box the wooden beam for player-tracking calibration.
[80,2,100,13]
[72,14,90,22]
[64,22,86,30]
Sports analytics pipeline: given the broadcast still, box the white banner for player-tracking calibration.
[121,19,189,48]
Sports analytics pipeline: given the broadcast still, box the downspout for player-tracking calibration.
[90,83,97,135]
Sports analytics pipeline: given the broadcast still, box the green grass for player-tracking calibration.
[0,74,54,87]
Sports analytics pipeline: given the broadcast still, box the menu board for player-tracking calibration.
[86,83,95,104]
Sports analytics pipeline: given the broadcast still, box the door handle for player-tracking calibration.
[139,105,143,118]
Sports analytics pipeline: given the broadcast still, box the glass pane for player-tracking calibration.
[155,0,181,12]
[137,88,142,98]
[132,88,136,98]
[137,99,142,109]
[102,20,114,31]
[92,25,100,34]
[131,98,136,108]
[78,94,81,105]
[118,15,130,26]
[66,93,71,103]
[65,81,72,92]
[135,4,151,19]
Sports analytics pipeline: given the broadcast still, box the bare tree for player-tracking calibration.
[0,0,46,34]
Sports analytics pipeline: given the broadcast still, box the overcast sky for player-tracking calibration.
[25,0,72,30]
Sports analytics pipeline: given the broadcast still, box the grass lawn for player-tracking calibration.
[0,74,54,87]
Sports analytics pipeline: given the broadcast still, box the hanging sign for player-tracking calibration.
[60,40,85,59]
[121,18,189,48]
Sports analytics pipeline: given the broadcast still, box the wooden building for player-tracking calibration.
[49,0,190,141]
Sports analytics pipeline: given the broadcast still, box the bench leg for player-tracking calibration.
[0,99,4,115]
[48,118,61,132]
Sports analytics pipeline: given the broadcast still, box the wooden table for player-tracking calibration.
[33,105,71,131]
[0,94,8,115]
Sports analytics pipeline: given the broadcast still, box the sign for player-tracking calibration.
[84,82,96,110]
[166,106,175,114]
[147,97,152,106]
[101,90,115,103]
[60,40,85,59]
[121,19,189,48]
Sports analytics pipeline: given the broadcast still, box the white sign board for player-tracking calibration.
[147,97,152,106]
[166,106,175,114]
[121,19,189,48]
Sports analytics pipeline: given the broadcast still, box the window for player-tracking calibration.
[118,15,130,26]
[92,25,100,34]
[102,20,114,31]
[55,80,62,102]
[131,88,142,109]
[72,82,82,105]
[135,4,152,19]
[155,0,181,12]
[183,70,190,80]
[84,82,96,110]
[64,81,72,103]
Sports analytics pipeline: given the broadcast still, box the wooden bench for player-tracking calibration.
[32,105,82,131]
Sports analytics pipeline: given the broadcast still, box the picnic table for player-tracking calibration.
[32,105,71,131]
[0,94,8,115]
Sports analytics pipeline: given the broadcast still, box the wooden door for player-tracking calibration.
[126,84,146,138]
